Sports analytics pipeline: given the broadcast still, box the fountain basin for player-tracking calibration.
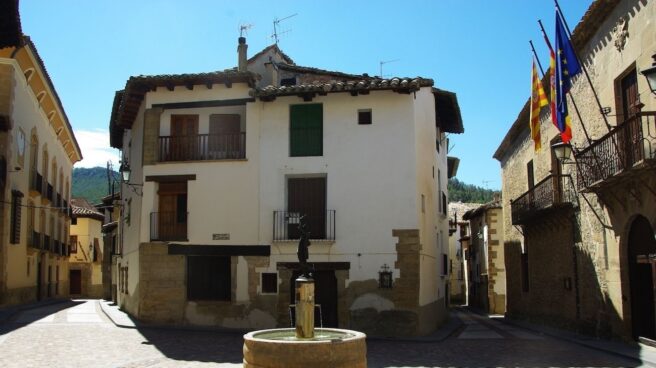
[243,328,367,368]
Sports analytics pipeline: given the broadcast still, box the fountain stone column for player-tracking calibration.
[295,275,315,338]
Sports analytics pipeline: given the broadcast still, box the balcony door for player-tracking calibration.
[615,68,642,167]
[157,182,188,241]
[550,137,563,204]
[209,114,242,159]
[170,115,199,161]
[288,177,326,239]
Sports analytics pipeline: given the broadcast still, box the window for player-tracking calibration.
[93,238,99,262]
[442,254,448,276]
[70,235,78,253]
[261,273,278,294]
[421,194,425,213]
[290,104,322,157]
[358,109,372,125]
[187,256,231,301]
[10,190,23,244]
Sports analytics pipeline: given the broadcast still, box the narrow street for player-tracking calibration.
[0,300,646,367]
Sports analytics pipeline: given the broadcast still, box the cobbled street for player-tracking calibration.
[0,300,647,367]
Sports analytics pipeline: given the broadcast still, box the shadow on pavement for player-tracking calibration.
[0,299,83,335]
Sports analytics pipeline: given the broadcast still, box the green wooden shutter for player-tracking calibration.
[290,104,322,156]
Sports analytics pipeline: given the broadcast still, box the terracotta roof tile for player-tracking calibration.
[71,198,104,220]
[252,77,433,98]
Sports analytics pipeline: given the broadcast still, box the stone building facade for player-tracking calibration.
[463,199,506,314]
[447,202,478,305]
[494,0,656,341]
[0,2,81,307]
[108,39,464,336]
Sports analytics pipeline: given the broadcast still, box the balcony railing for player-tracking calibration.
[158,133,246,162]
[575,112,656,191]
[511,174,577,225]
[273,210,336,241]
[150,211,188,241]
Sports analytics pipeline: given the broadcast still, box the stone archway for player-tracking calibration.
[628,215,656,340]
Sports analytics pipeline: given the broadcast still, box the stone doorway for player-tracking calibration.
[628,215,656,340]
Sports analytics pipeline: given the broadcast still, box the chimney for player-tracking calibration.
[238,37,248,72]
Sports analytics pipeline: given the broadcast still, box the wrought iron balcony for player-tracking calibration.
[574,112,656,192]
[150,211,188,241]
[46,183,54,202]
[158,133,246,162]
[273,210,335,241]
[511,174,577,225]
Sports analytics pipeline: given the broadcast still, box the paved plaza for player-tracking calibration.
[0,300,651,367]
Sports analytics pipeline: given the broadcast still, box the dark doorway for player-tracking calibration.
[290,269,338,328]
[156,182,188,241]
[628,215,656,340]
[287,177,326,239]
[70,269,82,295]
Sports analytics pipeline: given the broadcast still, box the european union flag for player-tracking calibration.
[554,11,581,143]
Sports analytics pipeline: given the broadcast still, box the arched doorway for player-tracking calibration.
[628,215,656,340]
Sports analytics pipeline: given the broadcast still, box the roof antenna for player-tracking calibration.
[272,13,297,44]
[379,59,400,78]
[239,23,253,38]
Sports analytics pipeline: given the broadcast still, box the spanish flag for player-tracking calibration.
[530,59,548,151]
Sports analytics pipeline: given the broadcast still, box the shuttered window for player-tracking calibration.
[187,256,231,301]
[10,190,23,244]
[290,104,323,157]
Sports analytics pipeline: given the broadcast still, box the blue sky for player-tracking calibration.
[19,0,592,189]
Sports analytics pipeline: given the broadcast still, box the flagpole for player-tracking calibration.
[538,20,593,147]
[554,0,612,132]
[529,40,545,76]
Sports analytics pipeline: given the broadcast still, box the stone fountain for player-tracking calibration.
[243,219,367,368]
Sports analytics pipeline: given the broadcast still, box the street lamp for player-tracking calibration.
[641,54,656,96]
[552,141,573,162]
[119,162,131,183]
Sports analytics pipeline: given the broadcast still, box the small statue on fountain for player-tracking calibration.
[297,216,311,276]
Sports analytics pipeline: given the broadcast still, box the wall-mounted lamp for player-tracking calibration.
[641,54,656,96]
[118,161,143,195]
[378,264,393,289]
[551,141,573,162]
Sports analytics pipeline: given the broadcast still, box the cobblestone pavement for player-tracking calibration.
[0,300,647,367]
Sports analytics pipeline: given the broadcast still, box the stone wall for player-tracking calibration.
[486,208,506,314]
[142,108,162,166]
[138,243,186,323]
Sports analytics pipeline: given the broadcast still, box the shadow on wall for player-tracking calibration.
[503,210,645,364]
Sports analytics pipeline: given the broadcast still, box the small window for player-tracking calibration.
[71,216,77,225]
[261,273,278,294]
[70,235,78,253]
[442,254,448,276]
[421,194,425,213]
[358,109,372,125]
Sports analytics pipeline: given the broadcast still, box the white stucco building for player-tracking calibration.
[109,38,464,336]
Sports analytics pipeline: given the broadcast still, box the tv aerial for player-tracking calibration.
[239,23,253,37]
[271,13,297,44]
[379,59,400,78]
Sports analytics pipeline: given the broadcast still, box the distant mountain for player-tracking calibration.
[448,178,499,204]
[72,167,119,204]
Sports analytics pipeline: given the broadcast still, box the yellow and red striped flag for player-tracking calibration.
[530,59,548,151]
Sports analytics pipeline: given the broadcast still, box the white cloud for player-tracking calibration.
[73,129,120,169]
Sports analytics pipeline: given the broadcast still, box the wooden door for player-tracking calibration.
[288,177,326,239]
[70,269,82,295]
[209,114,241,159]
[290,269,338,328]
[157,182,187,240]
[616,69,642,168]
[170,115,199,160]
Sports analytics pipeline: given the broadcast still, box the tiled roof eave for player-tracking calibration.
[252,78,434,99]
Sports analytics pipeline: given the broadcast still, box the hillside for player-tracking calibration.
[448,178,499,204]
[73,167,498,205]
[72,167,119,204]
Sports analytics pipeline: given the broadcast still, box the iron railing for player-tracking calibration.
[575,112,656,191]
[150,211,188,241]
[273,210,335,241]
[511,174,577,225]
[158,133,246,162]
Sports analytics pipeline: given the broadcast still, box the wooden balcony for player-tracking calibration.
[574,112,656,192]
[273,210,335,241]
[511,174,577,225]
[150,211,188,241]
[158,133,245,162]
